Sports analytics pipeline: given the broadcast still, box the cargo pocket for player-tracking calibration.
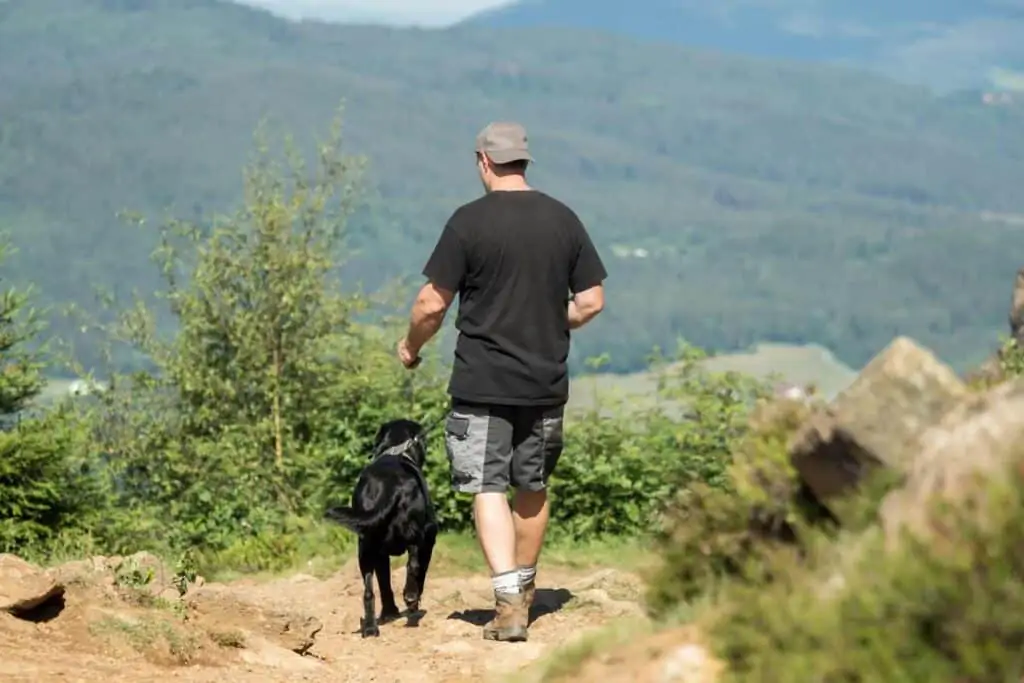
[444,413,476,489]
[540,415,564,480]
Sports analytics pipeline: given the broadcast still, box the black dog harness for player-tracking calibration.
[370,412,447,513]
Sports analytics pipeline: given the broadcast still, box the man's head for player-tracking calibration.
[474,121,532,192]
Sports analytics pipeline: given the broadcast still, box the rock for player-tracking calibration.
[661,643,718,683]
[237,635,322,672]
[0,555,65,615]
[962,354,1004,389]
[187,585,322,655]
[879,377,1024,546]
[1010,267,1024,345]
[788,337,967,517]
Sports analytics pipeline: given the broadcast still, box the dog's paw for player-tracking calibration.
[360,619,380,638]
[379,607,401,624]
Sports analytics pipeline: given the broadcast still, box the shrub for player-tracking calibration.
[707,456,1024,683]
[643,395,834,616]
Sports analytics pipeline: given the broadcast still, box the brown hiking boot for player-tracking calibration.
[482,590,529,642]
[522,578,536,623]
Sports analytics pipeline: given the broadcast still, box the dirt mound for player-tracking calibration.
[0,552,644,682]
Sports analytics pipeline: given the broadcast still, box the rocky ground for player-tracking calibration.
[0,551,649,683]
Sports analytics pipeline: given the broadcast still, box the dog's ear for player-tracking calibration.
[370,423,388,454]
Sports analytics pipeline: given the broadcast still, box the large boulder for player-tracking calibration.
[0,555,65,616]
[879,376,1024,546]
[788,336,967,519]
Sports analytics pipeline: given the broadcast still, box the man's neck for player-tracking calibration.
[488,177,532,192]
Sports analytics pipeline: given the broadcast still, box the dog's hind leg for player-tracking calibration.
[375,554,401,624]
[358,540,380,638]
[404,523,437,625]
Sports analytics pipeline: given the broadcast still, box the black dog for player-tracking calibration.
[325,419,438,638]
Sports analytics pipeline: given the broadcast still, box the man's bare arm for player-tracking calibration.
[568,284,604,330]
[404,281,456,356]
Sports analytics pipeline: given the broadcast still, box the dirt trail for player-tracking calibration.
[0,557,646,683]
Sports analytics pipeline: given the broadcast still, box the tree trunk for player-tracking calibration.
[272,343,283,469]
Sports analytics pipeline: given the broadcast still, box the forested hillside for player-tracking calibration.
[464,0,1024,90]
[2,0,1024,374]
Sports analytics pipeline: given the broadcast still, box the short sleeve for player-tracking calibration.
[569,220,607,293]
[422,218,466,292]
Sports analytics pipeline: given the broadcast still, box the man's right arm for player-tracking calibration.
[567,216,608,330]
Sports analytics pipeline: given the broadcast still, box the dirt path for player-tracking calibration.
[0,557,646,683]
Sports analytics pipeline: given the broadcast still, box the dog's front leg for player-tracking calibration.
[358,543,380,638]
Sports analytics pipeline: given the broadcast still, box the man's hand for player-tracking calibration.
[400,281,454,368]
[397,338,422,369]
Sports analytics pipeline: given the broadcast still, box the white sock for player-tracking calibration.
[492,570,521,594]
[519,565,537,586]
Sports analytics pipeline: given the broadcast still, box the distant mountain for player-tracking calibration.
[3,0,1024,376]
[462,0,1024,91]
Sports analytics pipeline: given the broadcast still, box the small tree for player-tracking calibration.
[83,111,455,556]
[0,239,94,553]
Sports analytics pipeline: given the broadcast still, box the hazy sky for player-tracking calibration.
[236,0,511,26]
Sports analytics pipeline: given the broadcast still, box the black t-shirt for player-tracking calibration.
[422,190,607,406]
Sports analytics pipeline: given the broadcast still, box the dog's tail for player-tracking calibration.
[324,497,398,534]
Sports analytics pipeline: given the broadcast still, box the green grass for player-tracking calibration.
[194,530,655,584]
[89,615,201,664]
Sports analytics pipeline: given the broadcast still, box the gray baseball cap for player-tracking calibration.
[475,121,533,165]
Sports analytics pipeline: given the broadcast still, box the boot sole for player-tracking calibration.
[483,627,529,642]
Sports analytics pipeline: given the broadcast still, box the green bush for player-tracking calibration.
[643,395,837,616]
[546,345,769,540]
[708,456,1024,682]
[999,335,1024,378]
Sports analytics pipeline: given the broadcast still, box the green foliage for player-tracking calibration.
[643,395,833,615]
[69,112,432,558]
[0,238,101,553]
[546,345,771,539]
[708,462,1024,682]
[999,335,1024,378]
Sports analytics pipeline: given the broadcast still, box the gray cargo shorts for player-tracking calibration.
[443,399,565,494]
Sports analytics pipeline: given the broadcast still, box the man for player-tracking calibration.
[396,121,607,642]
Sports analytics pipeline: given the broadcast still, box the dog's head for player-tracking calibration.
[371,418,428,468]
